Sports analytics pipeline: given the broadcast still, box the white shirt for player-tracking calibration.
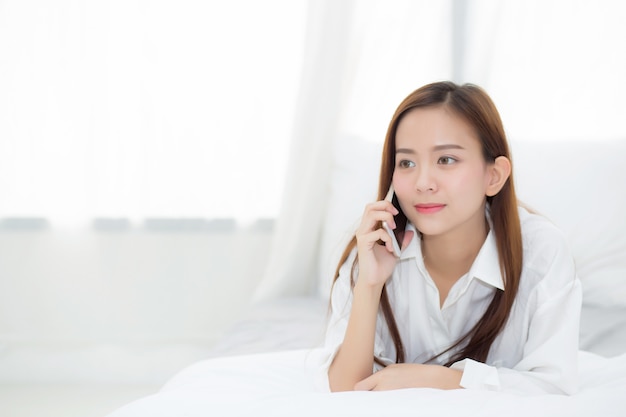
[323,207,582,395]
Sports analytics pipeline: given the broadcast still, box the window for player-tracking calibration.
[0,0,306,226]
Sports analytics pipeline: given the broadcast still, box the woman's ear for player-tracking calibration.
[486,156,512,197]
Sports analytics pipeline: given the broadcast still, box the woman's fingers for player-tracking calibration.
[372,228,399,255]
[355,199,403,257]
[354,199,403,286]
[358,201,398,232]
[354,373,377,391]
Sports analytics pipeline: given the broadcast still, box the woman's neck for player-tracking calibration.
[421,215,489,303]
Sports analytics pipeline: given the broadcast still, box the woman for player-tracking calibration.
[324,81,581,394]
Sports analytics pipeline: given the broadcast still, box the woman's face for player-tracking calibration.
[392,106,494,240]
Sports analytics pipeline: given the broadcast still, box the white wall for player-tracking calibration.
[0,221,273,383]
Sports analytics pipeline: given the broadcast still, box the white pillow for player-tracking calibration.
[511,137,626,308]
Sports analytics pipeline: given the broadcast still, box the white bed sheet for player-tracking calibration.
[106,296,626,417]
[107,348,626,417]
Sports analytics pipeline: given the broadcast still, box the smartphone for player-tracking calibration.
[382,185,402,257]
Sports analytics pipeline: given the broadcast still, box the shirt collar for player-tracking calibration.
[399,221,505,291]
[399,222,420,261]
[468,229,504,290]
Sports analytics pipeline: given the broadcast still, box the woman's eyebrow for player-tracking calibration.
[433,144,465,151]
[396,144,465,154]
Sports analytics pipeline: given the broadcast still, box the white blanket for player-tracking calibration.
[108,348,626,417]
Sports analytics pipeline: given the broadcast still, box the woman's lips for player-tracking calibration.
[415,203,446,214]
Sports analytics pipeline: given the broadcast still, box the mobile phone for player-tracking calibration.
[382,185,401,257]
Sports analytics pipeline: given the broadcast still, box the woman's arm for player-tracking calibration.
[451,223,582,394]
[354,363,462,391]
[327,199,410,391]
[450,278,581,394]
[328,280,383,391]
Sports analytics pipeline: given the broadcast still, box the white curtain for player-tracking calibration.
[251,0,357,301]
[461,0,626,142]
[253,0,453,302]
[253,0,626,302]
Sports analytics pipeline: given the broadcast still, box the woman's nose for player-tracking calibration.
[414,166,437,192]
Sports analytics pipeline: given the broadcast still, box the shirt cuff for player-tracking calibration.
[451,358,501,390]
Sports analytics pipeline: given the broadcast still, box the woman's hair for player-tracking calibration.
[332,81,523,366]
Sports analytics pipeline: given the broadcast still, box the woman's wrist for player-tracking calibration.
[353,278,384,300]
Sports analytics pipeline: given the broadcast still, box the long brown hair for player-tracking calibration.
[331,81,523,366]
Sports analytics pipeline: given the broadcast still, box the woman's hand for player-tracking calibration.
[354,363,463,391]
[355,200,413,288]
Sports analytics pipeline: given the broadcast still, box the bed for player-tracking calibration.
[107,137,626,417]
[105,298,626,417]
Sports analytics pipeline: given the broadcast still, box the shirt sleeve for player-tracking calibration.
[318,250,356,370]
[452,234,583,395]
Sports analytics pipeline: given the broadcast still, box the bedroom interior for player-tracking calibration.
[1,1,625,416]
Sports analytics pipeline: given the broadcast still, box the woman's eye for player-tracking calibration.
[398,159,415,168]
[437,156,457,165]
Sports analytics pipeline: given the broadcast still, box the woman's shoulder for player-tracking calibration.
[517,205,577,289]
[518,205,569,250]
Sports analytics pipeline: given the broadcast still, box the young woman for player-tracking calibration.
[323,81,581,395]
